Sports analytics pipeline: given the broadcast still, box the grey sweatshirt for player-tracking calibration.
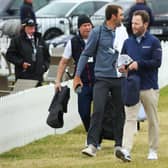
[76,24,120,78]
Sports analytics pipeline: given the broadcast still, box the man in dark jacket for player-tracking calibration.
[20,0,36,24]
[117,10,162,162]
[6,18,50,86]
[55,15,94,133]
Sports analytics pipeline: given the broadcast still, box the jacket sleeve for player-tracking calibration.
[82,28,100,58]
[138,38,162,70]
[75,27,100,76]
[42,40,50,72]
[148,7,154,26]
[6,38,24,67]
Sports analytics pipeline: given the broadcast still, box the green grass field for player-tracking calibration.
[0,86,168,168]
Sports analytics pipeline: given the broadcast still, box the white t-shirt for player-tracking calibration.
[114,24,129,77]
[114,24,128,54]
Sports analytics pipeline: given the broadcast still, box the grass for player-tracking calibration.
[0,86,168,168]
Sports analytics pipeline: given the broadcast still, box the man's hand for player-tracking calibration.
[118,64,128,73]
[55,81,62,92]
[73,76,83,91]
[22,62,31,70]
[128,61,138,71]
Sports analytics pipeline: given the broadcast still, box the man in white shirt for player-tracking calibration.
[55,15,94,132]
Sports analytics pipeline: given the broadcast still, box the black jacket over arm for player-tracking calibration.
[47,86,70,128]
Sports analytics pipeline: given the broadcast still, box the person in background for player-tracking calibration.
[127,0,154,34]
[6,18,50,86]
[20,0,36,24]
[55,15,94,133]
[117,10,162,162]
[73,5,125,157]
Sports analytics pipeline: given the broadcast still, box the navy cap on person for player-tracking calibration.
[22,18,36,27]
[77,15,92,28]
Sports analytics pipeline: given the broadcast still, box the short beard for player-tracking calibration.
[133,27,145,37]
[116,22,121,27]
[133,32,142,37]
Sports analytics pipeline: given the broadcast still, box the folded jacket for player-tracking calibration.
[121,74,140,106]
[47,85,70,128]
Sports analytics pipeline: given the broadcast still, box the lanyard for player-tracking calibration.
[31,38,37,62]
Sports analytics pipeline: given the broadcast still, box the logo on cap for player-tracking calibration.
[22,18,35,27]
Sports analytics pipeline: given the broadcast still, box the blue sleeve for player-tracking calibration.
[75,56,88,76]
[138,38,162,69]
[75,27,99,76]
[148,8,154,26]
[81,27,100,58]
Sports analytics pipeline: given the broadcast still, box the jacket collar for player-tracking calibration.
[20,31,41,40]
[102,22,116,33]
[132,31,150,41]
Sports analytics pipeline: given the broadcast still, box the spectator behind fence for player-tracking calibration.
[20,0,36,24]
[117,10,162,162]
[127,0,154,34]
[55,15,94,132]
[73,5,125,157]
[6,18,50,86]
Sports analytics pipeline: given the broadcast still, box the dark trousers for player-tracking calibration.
[87,78,124,147]
[78,85,93,132]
